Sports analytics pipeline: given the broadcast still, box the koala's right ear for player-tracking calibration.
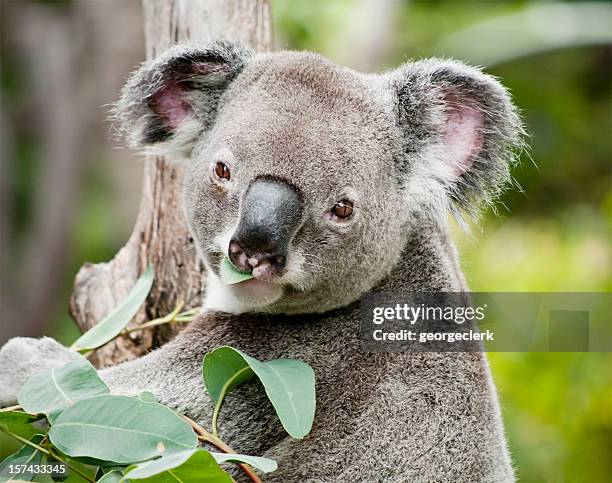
[114,40,252,159]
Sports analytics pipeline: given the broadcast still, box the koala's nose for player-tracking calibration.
[228,177,303,280]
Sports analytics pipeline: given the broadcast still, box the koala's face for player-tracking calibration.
[117,42,521,315]
[181,53,406,314]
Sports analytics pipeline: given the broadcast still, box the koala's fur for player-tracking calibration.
[0,41,524,482]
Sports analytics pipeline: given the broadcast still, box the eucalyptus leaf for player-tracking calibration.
[0,411,43,428]
[48,395,196,464]
[203,347,256,403]
[96,470,123,482]
[67,454,124,469]
[203,346,316,439]
[71,265,154,352]
[0,434,45,481]
[48,453,99,483]
[18,357,109,423]
[123,448,232,482]
[220,257,254,284]
[211,452,278,474]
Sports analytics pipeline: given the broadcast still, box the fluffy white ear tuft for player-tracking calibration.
[113,41,252,160]
[390,58,524,222]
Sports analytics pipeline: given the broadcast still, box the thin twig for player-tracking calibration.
[0,426,49,454]
[180,415,262,483]
[47,446,96,483]
[0,404,22,412]
[121,301,186,335]
[177,307,202,316]
[0,426,94,482]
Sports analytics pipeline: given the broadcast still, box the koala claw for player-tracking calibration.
[0,337,79,407]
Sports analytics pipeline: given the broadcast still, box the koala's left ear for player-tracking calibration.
[388,59,524,220]
[114,40,252,159]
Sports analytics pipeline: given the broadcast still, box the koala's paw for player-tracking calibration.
[0,337,79,407]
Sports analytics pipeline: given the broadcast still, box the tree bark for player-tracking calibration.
[69,0,273,368]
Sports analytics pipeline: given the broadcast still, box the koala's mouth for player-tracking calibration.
[227,277,284,306]
[201,252,285,312]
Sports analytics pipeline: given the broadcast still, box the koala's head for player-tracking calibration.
[115,41,522,315]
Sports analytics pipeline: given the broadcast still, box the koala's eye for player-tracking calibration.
[331,200,354,220]
[214,161,231,181]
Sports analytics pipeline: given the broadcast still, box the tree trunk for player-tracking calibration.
[69,0,273,368]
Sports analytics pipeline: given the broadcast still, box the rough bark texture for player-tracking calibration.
[69,0,273,368]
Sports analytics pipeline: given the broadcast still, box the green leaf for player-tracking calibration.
[40,438,108,482]
[71,265,154,352]
[124,448,232,482]
[18,357,109,423]
[97,470,123,482]
[48,395,196,464]
[203,346,316,439]
[211,452,277,474]
[47,453,99,483]
[66,454,123,469]
[0,434,45,481]
[203,348,256,404]
[0,411,43,429]
[220,257,254,285]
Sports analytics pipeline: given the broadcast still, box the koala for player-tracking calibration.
[0,41,523,482]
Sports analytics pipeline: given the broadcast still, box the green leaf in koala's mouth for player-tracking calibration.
[220,257,254,285]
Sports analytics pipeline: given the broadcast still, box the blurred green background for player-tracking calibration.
[1,0,611,481]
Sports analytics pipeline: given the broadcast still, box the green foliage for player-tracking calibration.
[0,346,301,481]
[0,285,315,481]
[454,208,611,292]
[96,471,123,483]
[210,452,278,474]
[125,449,232,483]
[49,395,197,463]
[220,257,254,284]
[18,357,109,423]
[71,265,154,352]
[203,347,257,404]
[489,352,612,483]
[0,434,45,481]
[203,346,316,439]
[124,449,231,482]
[0,411,43,428]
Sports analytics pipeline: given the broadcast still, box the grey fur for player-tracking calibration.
[0,337,80,404]
[0,42,524,482]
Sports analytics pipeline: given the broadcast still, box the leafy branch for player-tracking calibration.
[181,415,263,483]
[0,265,316,482]
[0,427,95,482]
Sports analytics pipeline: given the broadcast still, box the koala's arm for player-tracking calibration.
[0,337,82,406]
[98,326,212,419]
[0,320,213,421]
